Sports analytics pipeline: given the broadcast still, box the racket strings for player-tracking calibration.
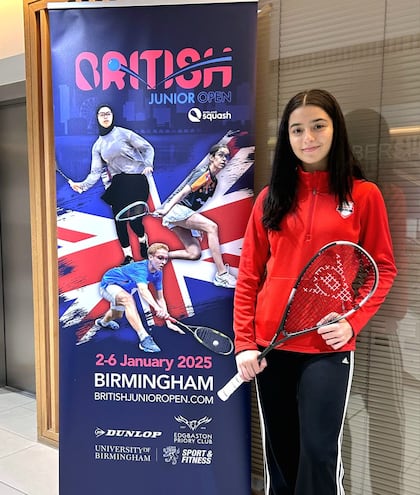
[123,205,147,218]
[116,201,149,220]
[284,245,376,335]
[352,257,372,296]
[306,257,353,302]
[195,326,233,354]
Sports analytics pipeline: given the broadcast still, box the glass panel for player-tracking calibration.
[252,1,420,493]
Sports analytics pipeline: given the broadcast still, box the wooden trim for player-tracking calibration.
[23,0,60,447]
[22,0,126,449]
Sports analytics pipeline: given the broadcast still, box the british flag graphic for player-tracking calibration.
[57,131,254,343]
[52,3,257,494]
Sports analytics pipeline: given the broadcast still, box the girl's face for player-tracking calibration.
[288,104,334,171]
[209,146,230,173]
[97,107,113,128]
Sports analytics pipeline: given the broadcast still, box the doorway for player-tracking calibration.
[0,96,35,393]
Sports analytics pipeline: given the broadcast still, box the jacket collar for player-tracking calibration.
[298,166,330,193]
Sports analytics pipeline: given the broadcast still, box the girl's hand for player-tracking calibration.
[317,313,354,350]
[235,350,267,382]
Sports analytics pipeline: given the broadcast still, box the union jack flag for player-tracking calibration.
[57,131,254,343]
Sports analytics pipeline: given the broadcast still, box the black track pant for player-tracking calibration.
[255,350,354,495]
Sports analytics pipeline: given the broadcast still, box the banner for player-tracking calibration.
[49,1,257,493]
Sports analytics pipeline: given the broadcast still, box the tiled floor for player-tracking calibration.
[0,387,58,495]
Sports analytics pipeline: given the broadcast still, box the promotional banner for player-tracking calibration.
[49,1,257,493]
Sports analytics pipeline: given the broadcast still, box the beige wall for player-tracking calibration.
[0,1,25,58]
[0,1,25,87]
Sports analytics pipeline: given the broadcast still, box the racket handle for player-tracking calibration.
[217,372,245,401]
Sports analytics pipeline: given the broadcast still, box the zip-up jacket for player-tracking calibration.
[234,168,397,354]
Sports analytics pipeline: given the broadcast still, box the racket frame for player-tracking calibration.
[169,317,234,356]
[115,200,150,221]
[55,162,72,182]
[260,240,378,358]
[217,240,379,401]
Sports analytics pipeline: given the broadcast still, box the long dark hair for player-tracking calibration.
[209,143,229,157]
[263,89,366,230]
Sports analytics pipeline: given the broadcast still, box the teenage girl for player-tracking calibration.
[233,89,397,494]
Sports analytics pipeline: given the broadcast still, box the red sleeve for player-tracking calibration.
[346,182,397,335]
[233,188,270,354]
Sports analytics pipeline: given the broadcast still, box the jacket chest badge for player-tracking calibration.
[337,201,354,218]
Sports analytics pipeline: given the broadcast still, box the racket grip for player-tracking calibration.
[217,372,245,401]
